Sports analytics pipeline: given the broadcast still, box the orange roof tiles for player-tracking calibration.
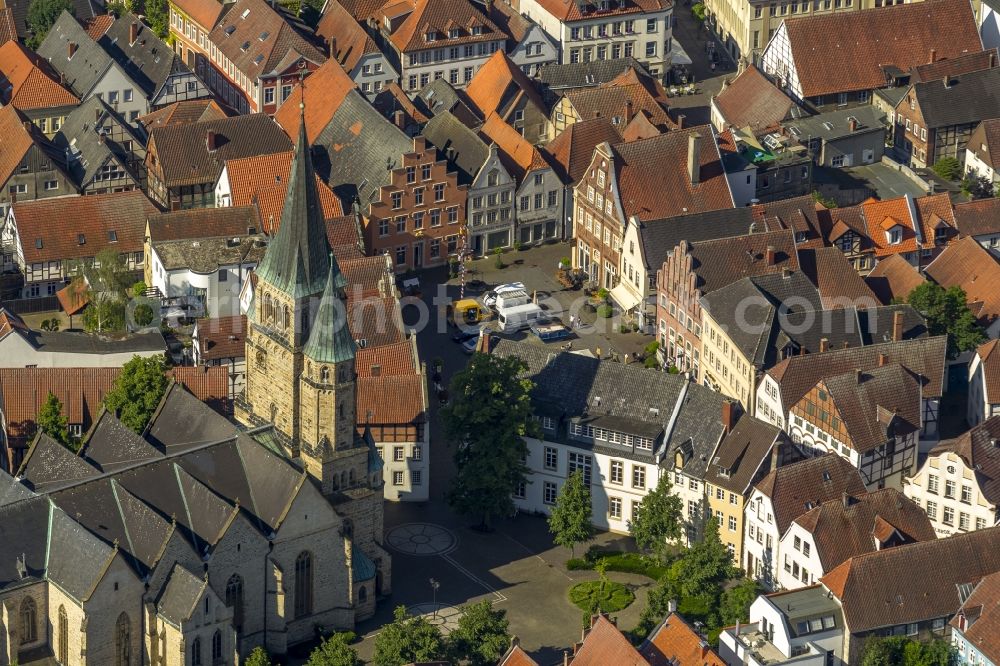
[0,104,40,184]
[82,13,114,39]
[316,0,380,73]
[914,192,957,247]
[911,48,998,83]
[272,58,357,142]
[531,0,669,23]
[713,65,795,133]
[641,613,725,666]
[861,196,917,257]
[56,279,90,316]
[0,7,16,44]
[976,339,1000,404]
[167,366,230,415]
[865,254,926,305]
[951,570,1000,663]
[479,113,551,180]
[0,367,120,439]
[565,67,674,132]
[195,315,245,361]
[572,615,649,666]
[466,50,547,120]
[357,374,426,424]
[356,340,417,376]
[498,643,539,666]
[172,0,226,28]
[0,40,79,110]
[782,0,983,98]
[224,150,344,234]
[139,99,228,129]
[545,117,621,184]
[925,235,1000,325]
[384,0,502,53]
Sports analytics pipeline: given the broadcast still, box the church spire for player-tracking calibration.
[303,253,355,364]
[254,100,332,299]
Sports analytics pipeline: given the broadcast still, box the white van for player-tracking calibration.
[497,303,545,332]
[494,289,530,310]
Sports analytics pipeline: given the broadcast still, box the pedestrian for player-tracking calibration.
[624,352,630,364]
[569,314,575,328]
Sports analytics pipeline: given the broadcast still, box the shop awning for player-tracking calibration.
[609,283,643,312]
[669,41,693,66]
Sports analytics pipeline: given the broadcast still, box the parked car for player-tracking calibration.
[451,326,483,343]
[483,282,526,307]
[530,323,570,342]
[462,335,481,354]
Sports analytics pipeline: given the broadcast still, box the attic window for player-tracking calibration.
[259,31,270,40]
[425,30,437,41]
[240,8,250,18]
[78,233,86,245]
[108,230,118,242]
[471,25,484,35]
[448,28,459,38]
[241,41,250,51]
[822,470,831,481]
[35,238,43,249]
[224,25,236,36]
[254,54,264,64]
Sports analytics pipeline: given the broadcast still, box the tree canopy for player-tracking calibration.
[548,470,595,557]
[244,647,273,666]
[442,353,534,529]
[906,282,985,358]
[861,636,956,666]
[306,632,358,666]
[673,516,734,598]
[37,391,72,449]
[373,606,445,666]
[26,0,73,48]
[104,355,168,433]
[446,601,511,666]
[629,475,684,561]
[718,578,759,627]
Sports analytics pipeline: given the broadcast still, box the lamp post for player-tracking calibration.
[429,578,440,620]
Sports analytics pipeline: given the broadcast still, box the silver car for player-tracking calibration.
[483,282,526,307]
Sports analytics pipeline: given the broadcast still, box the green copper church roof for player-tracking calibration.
[254,109,335,299]
[302,258,355,364]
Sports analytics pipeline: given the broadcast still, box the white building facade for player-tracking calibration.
[904,445,998,538]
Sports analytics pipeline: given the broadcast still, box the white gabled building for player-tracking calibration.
[968,339,1000,427]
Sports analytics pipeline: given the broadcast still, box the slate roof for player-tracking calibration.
[3,0,103,42]
[537,57,645,91]
[5,328,166,356]
[421,110,490,183]
[818,363,922,453]
[414,77,481,125]
[714,65,797,133]
[951,569,1000,661]
[640,612,726,666]
[0,39,79,109]
[780,0,983,98]
[139,98,228,129]
[100,13,197,99]
[12,190,159,264]
[195,315,245,361]
[638,207,758,272]
[316,0,381,73]
[0,366,119,441]
[865,254,927,305]
[782,104,885,143]
[208,0,325,80]
[565,67,673,131]
[929,416,1000,505]
[797,247,880,309]
[925,235,1000,325]
[821,525,1000,633]
[46,504,118,600]
[544,116,620,185]
[51,97,143,190]
[36,11,115,99]
[156,563,206,626]
[148,113,291,187]
[18,433,100,492]
[0,491,50,590]
[856,304,928,344]
[679,228,799,294]
[80,409,163,472]
[144,382,239,453]
[754,453,867,534]
[795,488,936,572]
[911,66,1000,129]
[705,417,782,494]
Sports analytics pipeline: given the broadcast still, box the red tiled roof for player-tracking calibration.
[357,374,426,424]
[0,7,16,44]
[139,99,228,130]
[684,228,799,294]
[0,104,41,183]
[384,0,502,53]
[861,196,917,257]
[0,40,79,110]
[713,65,795,133]
[317,0,381,73]
[915,192,957,247]
[951,570,1000,663]
[0,367,120,438]
[782,0,983,98]
[613,126,734,220]
[146,206,261,242]
[530,0,669,23]
[925,235,1000,324]
[82,13,114,39]
[13,191,160,264]
[172,0,225,28]
[976,340,1000,405]
[911,48,998,82]
[955,196,1000,237]
[356,340,417,377]
[224,150,344,233]
[167,366,230,415]
[479,112,551,180]
[348,295,406,347]
[0,308,28,339]
[797,247,879,309]
[545,116,620,185]
[340,255,391,296]
[56,279,90,316]
[929,416,1000,504]
[195,315,245,361]
[640,613,725,666]
[865,254,926,305]
[466,50,547,121]
[565,67,674,132]
[572,615,649,666]
[272,57,357,142]
[754,453,867,534]
[498,644,539,666]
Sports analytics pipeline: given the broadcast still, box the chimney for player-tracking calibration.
[892,309,904,341]
[765,245,776,265]
[668,598,678,614]
[95,107,101,123]
[929,48,937,63]
[992,51,997,69]
[855,368,863,384]
[700,640,710,658]
[329,36,338,57]
[848,117,858,132]
[206,130,217,152]
[770,439,782,471]
[511,636,520,648]
[563,651,570,666]
[67,42,77,58]
[625,99,634,123]
[819,337,828,352]
[676,114,685,129]
[842,491,850,508]
[878,352,888,367]
[370,364,381,377]
[98,132,106,145]
[721,401,736,435]
[129,22,139,44]
[22,120,31,133]
[394,110,405,129]
[687,133,702,186]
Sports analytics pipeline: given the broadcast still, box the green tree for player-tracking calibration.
[446,601,510,666]
[133,303,155,327]
[962,173,996,200]
[104,355,168,433]
[674,516,734,598]
[932,157,962,181]
[36,391,72,449]
[862,636,955,666]
[132,281,148,298]
[907,282,986,357]
[26,0,73,48]
[548,470,594,557]
[81,248,132,333]
[718,578,759,627]
[307,632,358,666]
[373,606,445,666]
[691,2,707,20]
[144,0,170,38]
[442,353,534,530]
[629,475,684,562]
[244,647,273,666]
[635,574,681,638]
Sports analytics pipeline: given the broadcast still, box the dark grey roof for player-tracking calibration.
[4,0,103,41]
[857,304,928,344]
[537,57,645,91]
[314,89,412,209]
[46,505,117,599]
[421,111,489,183]
[99,13,194,99]
[254,113,335,299]
[638,207,759,272]
[81,410,164,473]
[0,472,35,507]
[26,329,166,354]
[0,493,49,590]
[665,382,731,480]
[414,78,481,126]
[19,433,100,493]
[156,563,206,626]
[37,11,115,99]
[145,383,239,453]
[52,97,143,190]
[705,417,781,494]
[874,85,909,108]
[782,104,886,141]
[913,67,1000,129]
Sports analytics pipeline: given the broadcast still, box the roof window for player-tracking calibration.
[240,8,250,18]
[224,25,236,36]
[78,234,86,245]
[108,230,118,242]
[241,41,250,51]
[259,31,270,40]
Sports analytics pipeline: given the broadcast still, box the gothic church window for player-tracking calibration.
[294,551,313,618]
[19,597,36,644]
[321,366,330,383]
[58,605,68,663]
[115,612,131,666]
[226,575,244,634]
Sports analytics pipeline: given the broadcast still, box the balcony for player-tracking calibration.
[719,623,827,666]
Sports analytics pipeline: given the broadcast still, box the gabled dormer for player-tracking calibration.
[880,216,904,245]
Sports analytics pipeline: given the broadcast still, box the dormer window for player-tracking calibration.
[77,233,85,245]
[887,227,902,245]
[471,25,483,35]
[448,28,460,38]
[259,31,269,41]
[425,30,437,41]
[241,41,250,51]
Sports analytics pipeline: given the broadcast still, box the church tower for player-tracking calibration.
[237,105,390,590]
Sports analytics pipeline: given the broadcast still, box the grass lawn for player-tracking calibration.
[568,581,635,613]
[566,549,671,581]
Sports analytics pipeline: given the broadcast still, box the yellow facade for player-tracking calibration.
[706,481,746,565]
[699,312,756,415]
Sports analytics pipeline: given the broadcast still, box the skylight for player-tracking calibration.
[240,8,250,18]
[259,31,270,41]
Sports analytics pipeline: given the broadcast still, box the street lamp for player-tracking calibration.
[429,578,440,619]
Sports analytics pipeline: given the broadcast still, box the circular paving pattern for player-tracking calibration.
[407,603,462,635]
[386,523,456,556]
